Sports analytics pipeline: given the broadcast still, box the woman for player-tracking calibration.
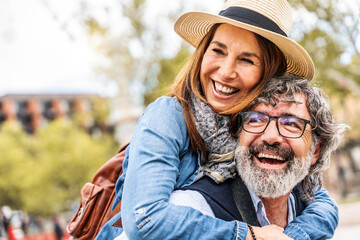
[96,0,337,239]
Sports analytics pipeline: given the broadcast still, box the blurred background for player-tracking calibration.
[0,0,359,239]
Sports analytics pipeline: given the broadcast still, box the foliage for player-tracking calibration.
[0,120,118,216]
[144,44,191,104]
[0,122,33,209]
[88,0,173,108]
[292,0,360,91]
[91,97,111,126]
[291,0,360,141]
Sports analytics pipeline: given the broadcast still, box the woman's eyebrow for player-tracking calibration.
[210,41,226,49]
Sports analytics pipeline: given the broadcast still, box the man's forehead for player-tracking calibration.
[253,93,309,117]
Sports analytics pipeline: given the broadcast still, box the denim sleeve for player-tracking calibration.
[121,97,246,240]
[284,188,338,240]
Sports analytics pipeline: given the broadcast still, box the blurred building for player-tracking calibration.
[107,97,143,146]
[325,140,360,201]
[0,93,113,136]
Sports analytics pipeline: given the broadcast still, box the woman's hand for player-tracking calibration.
[247,225,293,240]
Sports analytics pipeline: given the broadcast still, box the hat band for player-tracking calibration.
[219,6,287,37]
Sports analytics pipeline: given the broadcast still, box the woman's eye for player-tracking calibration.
[213,48,224,55]
[241,58,254,64]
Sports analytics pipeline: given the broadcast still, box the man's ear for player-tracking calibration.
[311,138,323,165]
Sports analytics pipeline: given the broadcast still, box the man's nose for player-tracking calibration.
[218,58,237,80]
[260,120,284,145]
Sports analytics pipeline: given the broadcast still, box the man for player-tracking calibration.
[115,75,346,240]
[169,75,347,239]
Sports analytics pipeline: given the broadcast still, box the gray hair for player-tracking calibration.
[244,75,349,201]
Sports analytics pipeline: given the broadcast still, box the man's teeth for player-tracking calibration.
[214,82,238,94]
[257,153,285,161]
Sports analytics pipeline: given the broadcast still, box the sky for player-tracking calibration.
[0,0,113,96]
[0,0,222,97]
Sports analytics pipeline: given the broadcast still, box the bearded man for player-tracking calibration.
[168,75,347,240]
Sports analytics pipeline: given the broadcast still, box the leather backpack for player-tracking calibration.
[66,143,128,239]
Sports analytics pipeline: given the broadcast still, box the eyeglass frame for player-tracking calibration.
[239,111,312,139]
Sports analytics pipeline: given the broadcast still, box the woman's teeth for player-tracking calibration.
[214,81,238,95]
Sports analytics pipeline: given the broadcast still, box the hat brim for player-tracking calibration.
[174,12,315,81]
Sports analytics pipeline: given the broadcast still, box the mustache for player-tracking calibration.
[248,143,295,161]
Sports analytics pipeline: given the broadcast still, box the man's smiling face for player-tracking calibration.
[239,93,316,169]
[236,93,321,198]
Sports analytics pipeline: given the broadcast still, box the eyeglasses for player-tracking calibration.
[240,112,312,139]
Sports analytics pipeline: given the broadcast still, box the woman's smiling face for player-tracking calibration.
[200,24,263,112]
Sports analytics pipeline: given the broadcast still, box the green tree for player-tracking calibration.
[144,44,191,104]
[292,0,360,93]
[0,122,33,209]
[0,120,117,216]
[291,0,360,141]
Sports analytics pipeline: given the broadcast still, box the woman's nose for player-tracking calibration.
[218,58,237,80]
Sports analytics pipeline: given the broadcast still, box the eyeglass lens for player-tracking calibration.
[242,112,307,138]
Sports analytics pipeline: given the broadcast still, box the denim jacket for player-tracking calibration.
[95,96,338,240]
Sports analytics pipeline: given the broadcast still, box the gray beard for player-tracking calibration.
[235,145,314,198]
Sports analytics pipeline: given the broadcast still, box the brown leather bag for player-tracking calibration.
[66,143,129,239]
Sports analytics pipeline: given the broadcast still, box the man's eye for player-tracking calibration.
[249,117,261,123]
[282,119,302,130]
[285,122,297,127]
[248,116,267,124]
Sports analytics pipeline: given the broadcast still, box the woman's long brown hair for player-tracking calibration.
[168,24,287,152]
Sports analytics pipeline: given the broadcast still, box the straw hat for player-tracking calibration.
[174,0,315,81]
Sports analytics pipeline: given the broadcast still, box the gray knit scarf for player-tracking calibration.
[191,94,238,183]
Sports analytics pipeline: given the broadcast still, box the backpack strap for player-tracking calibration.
[110,200,123,228]
[231,175,260,226]
[106,143,130,229]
